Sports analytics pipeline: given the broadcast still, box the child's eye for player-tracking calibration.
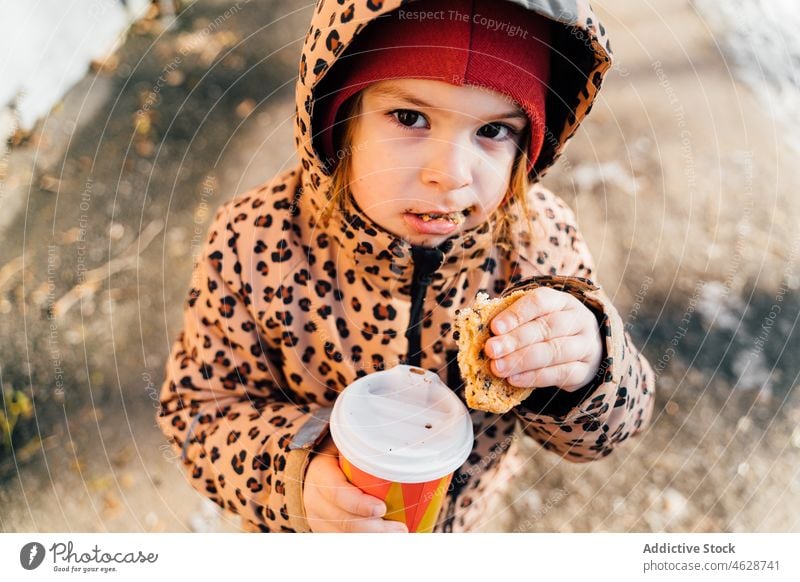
[389,109,429,130]
[477,122,518,141]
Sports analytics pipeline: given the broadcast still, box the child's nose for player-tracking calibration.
[419,139,474,192]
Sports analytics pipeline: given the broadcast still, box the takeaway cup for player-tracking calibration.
[329,364,474,533]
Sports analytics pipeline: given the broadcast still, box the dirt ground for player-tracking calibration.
[1,0,797,533]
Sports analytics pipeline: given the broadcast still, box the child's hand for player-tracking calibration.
[303,435,408,533]
[485,287,603,392]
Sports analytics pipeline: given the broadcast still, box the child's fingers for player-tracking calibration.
[327,480,387,518]
[311,506,407,533]
[313,455,387,517]
[320,516,408,533]
[507,362,594,392]
[490,287,573,335]
[490,335,590,380]
[310,494,404,532]
[485,311,583,359]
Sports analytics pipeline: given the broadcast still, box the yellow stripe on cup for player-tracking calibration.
[384,482,407,526]
[416,474,452,533]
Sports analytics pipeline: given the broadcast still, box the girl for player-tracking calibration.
[158,0,656,533]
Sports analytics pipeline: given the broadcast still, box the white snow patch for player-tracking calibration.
[693,0,800,153]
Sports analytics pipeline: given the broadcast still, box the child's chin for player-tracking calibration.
[404,233,452,248]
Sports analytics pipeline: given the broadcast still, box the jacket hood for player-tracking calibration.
[292,0,613,206]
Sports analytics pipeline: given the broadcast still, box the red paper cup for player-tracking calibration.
[330,365,473,533]
[339,454,453,533]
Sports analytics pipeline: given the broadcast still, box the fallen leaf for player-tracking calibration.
[39,175,61,193]
[120,472,135,489]
[165,69,185,87]
[88,475,114,492]
[236,98,257,119]
[135,140,155,158]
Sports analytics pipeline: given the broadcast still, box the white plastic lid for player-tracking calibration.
[330,365,474,483]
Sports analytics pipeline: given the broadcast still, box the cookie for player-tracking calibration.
[454,290,532,414]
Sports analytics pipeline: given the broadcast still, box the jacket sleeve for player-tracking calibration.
[157,200,330,532]
[509,195,656,462]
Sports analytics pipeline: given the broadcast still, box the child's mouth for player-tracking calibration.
[403,206,474,235]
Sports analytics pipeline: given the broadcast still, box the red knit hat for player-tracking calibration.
[316,0,552,175]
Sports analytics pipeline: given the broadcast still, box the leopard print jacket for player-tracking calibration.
[158,0,655,533]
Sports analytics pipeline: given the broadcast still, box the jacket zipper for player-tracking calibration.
[404,246,444,367]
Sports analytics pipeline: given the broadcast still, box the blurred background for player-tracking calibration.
[0,0,798,533]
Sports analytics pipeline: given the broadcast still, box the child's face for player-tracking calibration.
[347,79,528,248]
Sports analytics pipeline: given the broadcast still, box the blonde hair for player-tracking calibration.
[319,92,364,228]
[320,91,538,249]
